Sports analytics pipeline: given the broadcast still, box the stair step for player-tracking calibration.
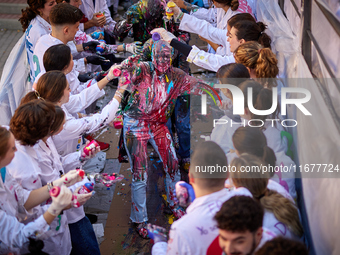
[0,2,27,14]
[0,14,22,30]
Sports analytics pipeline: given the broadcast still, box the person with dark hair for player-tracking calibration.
[229,154,303,240]
[173,0,253,55]
[255,236,308,255]
[20,0,56,81]
[17,99,101,255]
[214,195,275,255]
[6,101,88,255]
[32,3,106,89]
[228,126,297,199]
[152,4,273,72]
[0,126,82,254]
[148,141,252,254]
[209,63,250,154]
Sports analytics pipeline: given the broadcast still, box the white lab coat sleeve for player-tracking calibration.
[186,45,235,72]
[190,7,217,24]
[59,98,119,141]
[63,82,105,114]
[60,152,83,173]
[166,222,191,254]
[152,242,167,255]
[180,13,227,46]
[0,211,50,249]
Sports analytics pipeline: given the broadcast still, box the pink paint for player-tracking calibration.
[50,186,61,197]
[83,140,99,156]
[113,68,122,77]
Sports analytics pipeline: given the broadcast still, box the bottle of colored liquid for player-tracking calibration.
[78,182,94,194]
[83,140,99,156]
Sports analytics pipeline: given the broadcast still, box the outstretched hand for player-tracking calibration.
[151,28,177,44]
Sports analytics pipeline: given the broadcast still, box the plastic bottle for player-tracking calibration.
[83,140,99,156]
[78,182,95,194]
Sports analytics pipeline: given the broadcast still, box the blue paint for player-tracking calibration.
[167,81,174,93]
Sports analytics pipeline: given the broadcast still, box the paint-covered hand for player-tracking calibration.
[176,181,195,207]
[54,170,84,187]
[106,64,122,81]
[151,28,177,44]
[47,185,73,216]
[72,187,94,208]
[146,224,168,243]
[125,42,143,55]
[82,41,100,52]
[86,55,108,65]
[168,2,182,20]
[79,141,101,163]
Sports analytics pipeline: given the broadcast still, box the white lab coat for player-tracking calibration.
[53,97,120,156]
[24,15,52,81]
[152,187,254,254]
[34,138,88,224]
[33,74,105,114]
[185,8,238,56]
[6,142,72,255]
[80,0,116,34]
[187,45,235,72]
[33,34,88,94]
[0,170,51,255]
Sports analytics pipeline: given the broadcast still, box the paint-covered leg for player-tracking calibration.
[150,125,184,219]
[123,118,150,224]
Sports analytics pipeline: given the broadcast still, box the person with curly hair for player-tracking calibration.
[214,196,276,255]
[255,237,308,255]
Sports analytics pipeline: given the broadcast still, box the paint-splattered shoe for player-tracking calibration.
[134,222,150,239]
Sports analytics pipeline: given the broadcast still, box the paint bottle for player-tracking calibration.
[165,2,176,20]
[96,39,106,54]
[83,140,99,156]
[152,32,161,41]
[78,182,94,194]
[175,181,189,207]
[50,186,61,197]
[113,115,123,129]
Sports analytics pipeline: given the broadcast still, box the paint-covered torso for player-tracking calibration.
[124,64,186,124]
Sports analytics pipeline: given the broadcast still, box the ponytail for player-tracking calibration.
[256,48,279,81]
[19,0,47,32]
[230,0,239,11]
[234,41,278,82]
[213,0,239,11]
[233,21,272,49]
[263,145,276,177]
[231,154,303,238]
[260,189,303,237]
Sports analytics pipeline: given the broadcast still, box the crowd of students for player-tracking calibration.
[0,0,310,253]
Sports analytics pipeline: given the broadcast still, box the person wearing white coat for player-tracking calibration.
[6,101,88,255]
[80,0,116,34]
[0,126,82,255]
[33,119,101,255]
[149,141,269,254]
[229,154,303,240]
[20,0,56,81]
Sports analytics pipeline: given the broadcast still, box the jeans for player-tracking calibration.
[69,216,100,255]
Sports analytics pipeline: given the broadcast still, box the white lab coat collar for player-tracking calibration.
[186,188,228,214]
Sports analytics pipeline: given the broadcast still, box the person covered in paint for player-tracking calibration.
[113,0,190,72]
[117,40,218,238]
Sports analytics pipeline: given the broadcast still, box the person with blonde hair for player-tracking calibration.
[230,154,303,239]
[234,41,279,88]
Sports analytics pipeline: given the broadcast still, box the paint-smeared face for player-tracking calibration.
[152,40,172,73]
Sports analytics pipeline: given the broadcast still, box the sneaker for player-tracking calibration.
[133,222,150,239]
[85,135,110,152]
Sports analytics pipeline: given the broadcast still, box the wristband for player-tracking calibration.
[47,182,54,192]
[115,91,123,99]
[122,43,126,52]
